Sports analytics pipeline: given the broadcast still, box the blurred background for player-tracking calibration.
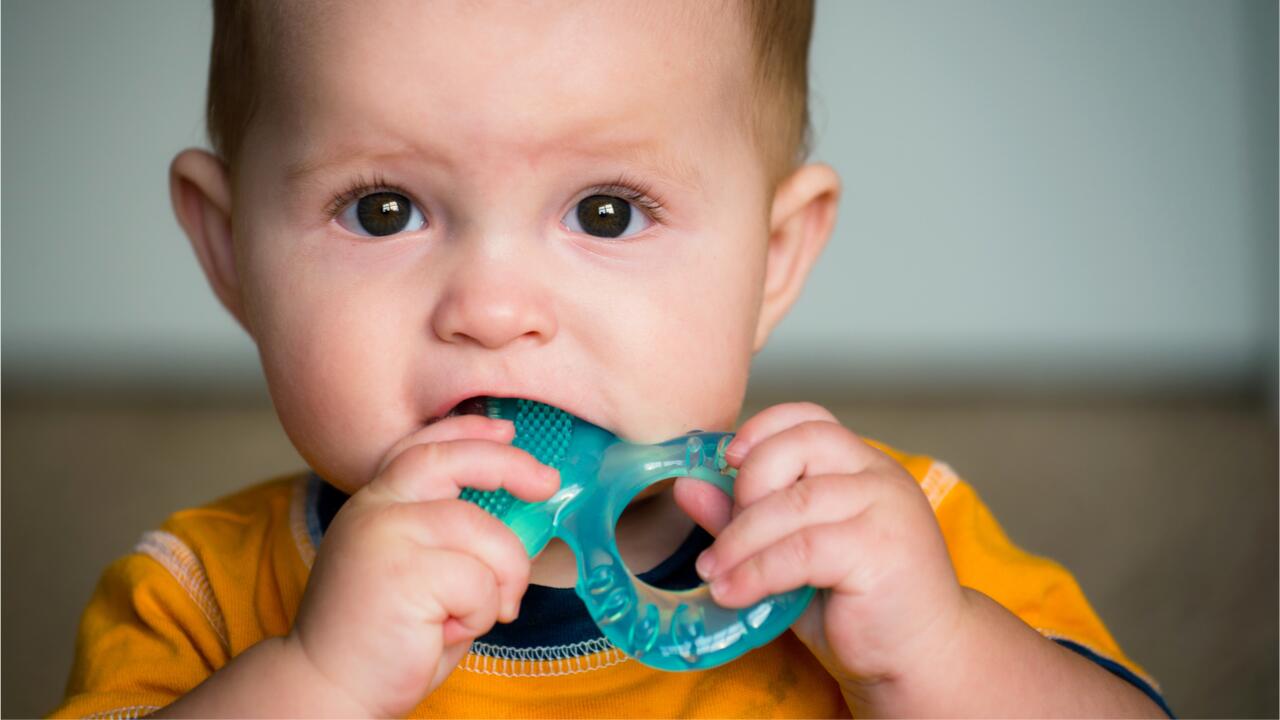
[3,0,1276,717]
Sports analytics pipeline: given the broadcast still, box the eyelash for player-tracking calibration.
[322,171,670,227]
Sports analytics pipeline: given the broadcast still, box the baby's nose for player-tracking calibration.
[430,261,557,349]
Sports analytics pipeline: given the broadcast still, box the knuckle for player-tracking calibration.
[867,465,912,499]
[383,440,432,473]
[738,552,767,588]
[438,550,483,586]
[441,503,497,545]
[470,555,500,590]
[783,528,815,569]
[862,443,895,469]
[372,442,446,495]
[792,419,831,446]
[791,401,837,422]
[404,440,449,466]
[782,478,817,517]
[449,502,528,570]
[382,546,418,584]
[449,498,493,529]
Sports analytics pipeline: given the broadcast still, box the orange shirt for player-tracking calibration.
[52,441,1165,718]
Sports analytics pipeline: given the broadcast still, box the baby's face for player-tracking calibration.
[231,0,773,493]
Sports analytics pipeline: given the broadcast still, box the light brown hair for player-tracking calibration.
[206,0,814,194]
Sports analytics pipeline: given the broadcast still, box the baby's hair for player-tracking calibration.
[206,0,813,195]
[741,0,815,193]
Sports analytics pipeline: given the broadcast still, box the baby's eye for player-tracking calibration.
[334,191,426,238]
[562,194,652,239]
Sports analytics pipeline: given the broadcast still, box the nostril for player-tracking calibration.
[523,329,551,343]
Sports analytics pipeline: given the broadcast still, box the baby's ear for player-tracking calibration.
[169,148,252,336]
[753,163,841,352]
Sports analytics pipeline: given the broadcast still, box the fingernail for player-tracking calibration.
[710,577,730,600]
[542,467,561,486]
[696,550,717,580]
[725,441,745,463]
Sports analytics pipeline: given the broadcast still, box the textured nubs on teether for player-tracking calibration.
[510,398,573,467]
[458,397,572,520]
[459,486,518,516]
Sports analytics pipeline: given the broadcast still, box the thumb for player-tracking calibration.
[673,477,733,536]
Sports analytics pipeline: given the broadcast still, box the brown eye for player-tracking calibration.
[336,191,425,237]
[564,194,651,239]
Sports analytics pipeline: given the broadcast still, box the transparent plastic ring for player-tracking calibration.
[459,398,815,671]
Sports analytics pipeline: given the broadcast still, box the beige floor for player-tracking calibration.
[3,388,1276,718]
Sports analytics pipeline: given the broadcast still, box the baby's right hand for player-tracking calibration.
[283,414,560,717]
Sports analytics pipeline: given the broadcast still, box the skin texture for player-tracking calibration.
[162,0,1163,716]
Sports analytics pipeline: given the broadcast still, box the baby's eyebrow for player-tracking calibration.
[284,135,704,194]
[285,143,441,186]
[586,143,705,194]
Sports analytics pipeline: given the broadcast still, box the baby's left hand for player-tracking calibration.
[674,402,969,693]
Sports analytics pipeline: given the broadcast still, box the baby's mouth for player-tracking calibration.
[425,396,492,426]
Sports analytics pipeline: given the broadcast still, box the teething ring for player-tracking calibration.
[459,398,816,671]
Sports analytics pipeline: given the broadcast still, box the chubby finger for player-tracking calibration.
[726,402,838,466]
[733,420,881,508]
[707,522,856,608]
[696,473,875,582]
[375,414,515,478]
[673,477,733,536]
[388,500,535,623]
[416,548,504,648]
[368,438,560,506]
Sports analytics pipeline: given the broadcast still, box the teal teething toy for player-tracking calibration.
[458,397,815,671]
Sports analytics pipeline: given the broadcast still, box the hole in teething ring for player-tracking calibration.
[615,477,729,591]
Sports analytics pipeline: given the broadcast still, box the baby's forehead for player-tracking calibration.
[263,0,753,178]
[269,0,748,103]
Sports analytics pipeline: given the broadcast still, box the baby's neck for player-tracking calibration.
[528,484,694,588]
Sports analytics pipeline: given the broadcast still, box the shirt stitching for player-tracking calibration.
[462,639,631,677]
[920,460,959,510]
[133,530,230,651]
[84,703,163,719]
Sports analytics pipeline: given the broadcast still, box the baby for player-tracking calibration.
[55,0,1170,717]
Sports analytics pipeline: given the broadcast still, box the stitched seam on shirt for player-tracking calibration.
[133,530,230,651]
[1036,628,1163,693]
[84,704,163,719]
[290,473,317,568]
[920,460,958,511]
[462,638,631,677]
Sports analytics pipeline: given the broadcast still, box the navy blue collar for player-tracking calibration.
[310,473,713,649]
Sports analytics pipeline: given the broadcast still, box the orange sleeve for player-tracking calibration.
[866,441,1167,711]
[49,541,230,719]
[935,477,1171,712]
[936,478,1151,668]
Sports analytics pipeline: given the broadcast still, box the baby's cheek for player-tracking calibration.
[258,321,410,491]
[621,306,750,431]
[269,373,378,492]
